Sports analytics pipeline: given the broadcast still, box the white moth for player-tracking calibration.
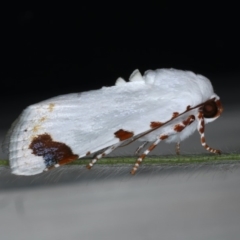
[2,68,223,176]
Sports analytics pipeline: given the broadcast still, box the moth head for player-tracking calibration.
[200,97,223,123]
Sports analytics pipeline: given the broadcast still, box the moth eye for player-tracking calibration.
[202,100,218,118]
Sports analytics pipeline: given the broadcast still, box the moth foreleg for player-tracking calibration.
[197,112,221,154]
[86,143,121,169]
[131,114,196,175]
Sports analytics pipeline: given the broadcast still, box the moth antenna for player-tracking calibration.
[176,142,180,155]
[135,141,148,155]
[197,112,221,154]
[86,143,121,169]
[131,115,196,175]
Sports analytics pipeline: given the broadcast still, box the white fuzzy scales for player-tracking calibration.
[2,68,221,175]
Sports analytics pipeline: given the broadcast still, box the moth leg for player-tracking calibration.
[197,112,221,154]
[131,115,196,175]
[86,143,121,169]
[176,142,180,155]
[135,141,148,155]
[131,138,161,175]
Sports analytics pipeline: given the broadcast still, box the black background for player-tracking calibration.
[1,3,239,122]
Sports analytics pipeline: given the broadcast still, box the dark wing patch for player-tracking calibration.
[29,133,79,167]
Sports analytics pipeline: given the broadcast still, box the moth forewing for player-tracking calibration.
[2,68,223,175]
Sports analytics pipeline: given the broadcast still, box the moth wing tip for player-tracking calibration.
[11,161,46,175]
[9,151,46,175]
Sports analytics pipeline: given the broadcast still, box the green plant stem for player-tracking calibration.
[1,154,240,167]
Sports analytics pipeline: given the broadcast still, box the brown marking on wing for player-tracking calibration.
[48,103,55,112]
[150,122,163,128]
[86,151,91,156]
[160,134,168,140]
[29,133,79,167]
[172,112,179,119]
[114,129,134,141]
